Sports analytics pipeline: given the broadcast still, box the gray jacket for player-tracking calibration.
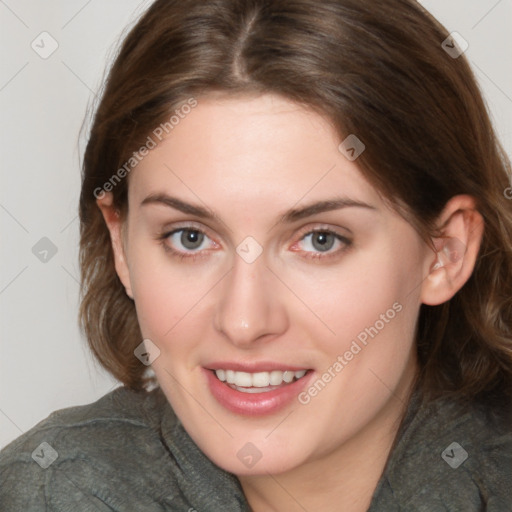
[1,386,511,511]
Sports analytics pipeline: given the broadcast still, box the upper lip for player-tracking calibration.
[205,361,311,372]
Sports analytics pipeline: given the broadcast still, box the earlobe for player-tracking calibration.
[96,193,134,299]
[421,196,484,306]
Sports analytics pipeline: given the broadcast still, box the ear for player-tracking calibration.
[96,193,134,299]
[421,195,484,306]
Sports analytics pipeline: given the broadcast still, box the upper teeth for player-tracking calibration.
[215,369,307,388]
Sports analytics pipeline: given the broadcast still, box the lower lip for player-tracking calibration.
[204,368,313,416]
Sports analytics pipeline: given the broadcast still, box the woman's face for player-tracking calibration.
[116,94,434,474]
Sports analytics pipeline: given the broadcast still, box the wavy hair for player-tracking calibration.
[79,0,512,412]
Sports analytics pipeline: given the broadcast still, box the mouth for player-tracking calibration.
[204,366,314,416]
[211,368,310,393]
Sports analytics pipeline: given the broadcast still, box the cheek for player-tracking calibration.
[286,239,423,350]
[132,272,202,342]
[128,246,221,356]
[128,246,186,340]
[312,246,422,403]
[291,256,421,439]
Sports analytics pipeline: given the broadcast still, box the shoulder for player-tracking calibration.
[0,386,182,511]
[372,393,512,511]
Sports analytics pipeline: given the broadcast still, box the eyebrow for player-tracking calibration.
[140,193,376,223]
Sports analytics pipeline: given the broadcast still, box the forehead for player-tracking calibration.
[129,94,382,211]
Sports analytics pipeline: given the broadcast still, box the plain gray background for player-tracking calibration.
[1,0,511,448]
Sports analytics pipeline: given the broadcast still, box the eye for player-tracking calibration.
[159,227,218,258]
[301,231,338,252]
[170,229,208,251]
[291,228,352,258]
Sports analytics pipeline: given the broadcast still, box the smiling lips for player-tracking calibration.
[205,366,313,415]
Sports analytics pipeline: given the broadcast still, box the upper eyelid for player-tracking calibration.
[163,223,350,239]
[293,223,352,242]
[162,224,350,256]
[163,222,213,238]
[299,230,349,242]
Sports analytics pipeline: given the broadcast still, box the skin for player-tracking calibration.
[98,93,483,512]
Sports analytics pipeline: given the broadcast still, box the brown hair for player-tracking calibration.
[79,0,512,409]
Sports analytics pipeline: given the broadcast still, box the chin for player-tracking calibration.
[195,434,311,476]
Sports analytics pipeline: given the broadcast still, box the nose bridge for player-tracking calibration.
[214,251,286,346]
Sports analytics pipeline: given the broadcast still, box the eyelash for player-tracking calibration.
[291,226,352,261]
[156,224,213,262]
[156,224,352,262]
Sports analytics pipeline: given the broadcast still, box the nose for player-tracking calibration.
[213,253,288,348]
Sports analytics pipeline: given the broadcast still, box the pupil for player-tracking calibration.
[313,232,334,252]
[181,230,203,249]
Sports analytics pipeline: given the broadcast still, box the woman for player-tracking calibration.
[1,0,511,510]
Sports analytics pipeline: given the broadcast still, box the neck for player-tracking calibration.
[238,359,419,512]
